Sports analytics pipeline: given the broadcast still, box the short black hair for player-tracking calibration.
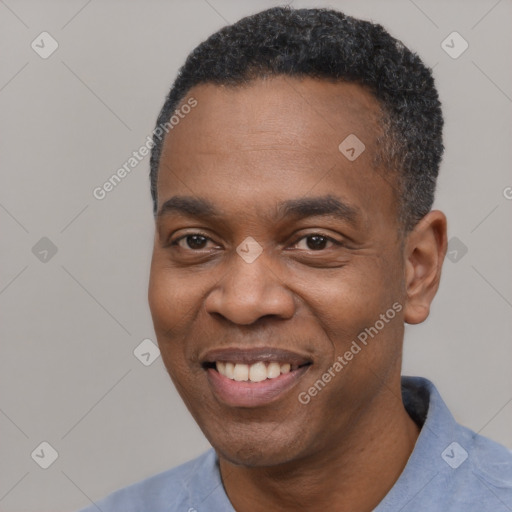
[150,6,443,231]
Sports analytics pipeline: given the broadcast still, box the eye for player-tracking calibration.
[171,233,216,250]
[292,234,339,251]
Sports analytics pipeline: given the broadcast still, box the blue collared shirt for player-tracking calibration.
[77,376,512,511]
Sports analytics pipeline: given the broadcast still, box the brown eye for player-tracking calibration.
[294,234,336,251]
[306,235,328,250]
[173,234,211,250]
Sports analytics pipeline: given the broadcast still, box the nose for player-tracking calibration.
[204,250,296,326]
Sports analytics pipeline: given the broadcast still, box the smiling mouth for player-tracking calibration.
[200,347,313,406]
[203,360,312,383]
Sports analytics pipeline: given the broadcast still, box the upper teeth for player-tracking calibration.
[216,361,295,382]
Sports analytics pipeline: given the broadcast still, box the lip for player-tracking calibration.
[201,347,312,366]
[201,347,313,408]
[206,364,311,407]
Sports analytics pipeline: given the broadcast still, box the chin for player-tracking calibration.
[219,443,294,468]
[207,424,309,468]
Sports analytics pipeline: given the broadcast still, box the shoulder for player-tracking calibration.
[469,428,512,488]
[75,449,218,512]
[439,426,512,511]
[393,376,512,511]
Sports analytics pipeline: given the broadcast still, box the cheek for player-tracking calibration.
[294,262,390,329]
[148,261,195,376]
[148,253,219,378]
[291,253,404,368]
[148,254,201,336]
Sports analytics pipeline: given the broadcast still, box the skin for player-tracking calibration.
[148,76,447,511]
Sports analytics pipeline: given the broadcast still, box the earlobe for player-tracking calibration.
[403,210,447,325]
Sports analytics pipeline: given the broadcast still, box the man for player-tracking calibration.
[78,6,512,512]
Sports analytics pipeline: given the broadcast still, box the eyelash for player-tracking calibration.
[169,232,342,251]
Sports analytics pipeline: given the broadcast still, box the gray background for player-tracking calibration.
[1,0,511,510]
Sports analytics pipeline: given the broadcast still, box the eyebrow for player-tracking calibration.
[157,194,360,225]
[157,195,219,219]
[276,195,359,225]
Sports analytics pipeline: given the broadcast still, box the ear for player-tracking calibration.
[403,210,447,325]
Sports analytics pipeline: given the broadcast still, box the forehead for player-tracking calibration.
[156,76,396,227]
[166,77,382,152]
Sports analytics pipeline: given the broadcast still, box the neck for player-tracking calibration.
[219,378,420,512]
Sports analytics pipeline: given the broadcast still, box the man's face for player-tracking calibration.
[148,77,408,466]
